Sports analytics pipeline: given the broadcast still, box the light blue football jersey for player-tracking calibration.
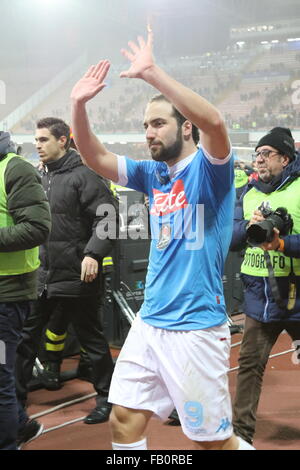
[118,147,235,330]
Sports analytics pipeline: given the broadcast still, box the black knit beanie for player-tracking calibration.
[255,127,296,160]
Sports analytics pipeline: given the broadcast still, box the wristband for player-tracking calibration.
[275,238,285,252]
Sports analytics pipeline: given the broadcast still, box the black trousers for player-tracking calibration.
[15,293,114,407]
[0,302,29,450]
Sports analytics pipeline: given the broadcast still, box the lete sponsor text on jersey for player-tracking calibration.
[150,180,189,216]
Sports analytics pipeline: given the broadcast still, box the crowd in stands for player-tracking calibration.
[17,74,234,135]
[8,42,300,136]
[21,141,150,165]
[226,82,300,130]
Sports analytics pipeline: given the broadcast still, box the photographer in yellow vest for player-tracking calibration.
[230,127,300,446]
[234,162,249,199]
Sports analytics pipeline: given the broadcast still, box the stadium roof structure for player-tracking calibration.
[147,0,300,23]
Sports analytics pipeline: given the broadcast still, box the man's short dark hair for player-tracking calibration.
[149,94,200,146]
[36,117,71,150]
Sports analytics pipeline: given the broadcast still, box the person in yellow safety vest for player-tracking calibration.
[234,165,249,199]
[230,127,300,446]
[109,182,124,196]
[0,131,51,450]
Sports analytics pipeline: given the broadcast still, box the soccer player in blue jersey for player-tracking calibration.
[70,28,254,450]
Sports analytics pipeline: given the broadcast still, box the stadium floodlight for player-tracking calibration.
[31,0,70,7]
[0,80,6,105]
[32,0,55,4]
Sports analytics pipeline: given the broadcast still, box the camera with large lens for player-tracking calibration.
[246,202,293,246]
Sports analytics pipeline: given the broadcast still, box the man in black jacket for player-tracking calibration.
[0,131,51,450]
[15,118,118,447]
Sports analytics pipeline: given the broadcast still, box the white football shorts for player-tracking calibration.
[108,315,233,441]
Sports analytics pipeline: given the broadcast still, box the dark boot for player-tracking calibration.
[77,351,93,383]
[38,361,62,391]
[167,408,181,426]
[84,395,112,424]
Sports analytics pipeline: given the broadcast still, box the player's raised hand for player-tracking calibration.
[120,27,154,79]
[71,60,110,103]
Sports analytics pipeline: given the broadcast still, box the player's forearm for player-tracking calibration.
[71,100,107,166]
[71,100,119,181]
[142,64,225,133]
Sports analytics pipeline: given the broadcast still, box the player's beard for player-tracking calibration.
[149,127,183,163]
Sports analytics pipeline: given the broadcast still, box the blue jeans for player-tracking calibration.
[0,302,29,450]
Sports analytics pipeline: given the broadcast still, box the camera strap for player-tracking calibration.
[264,251,296,311]
[263,251,286,309]
[287,257,297,311]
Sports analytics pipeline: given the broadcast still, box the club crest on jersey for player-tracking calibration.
[157,224,171,250]
[150,180,188,216]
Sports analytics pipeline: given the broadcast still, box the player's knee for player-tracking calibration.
[195,435,237,450]
[109,405,131,440]
[199,440,225,450]
[109,405,150,443]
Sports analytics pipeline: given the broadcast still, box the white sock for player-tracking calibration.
[237,436,256,450]
[112,438,147,450]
